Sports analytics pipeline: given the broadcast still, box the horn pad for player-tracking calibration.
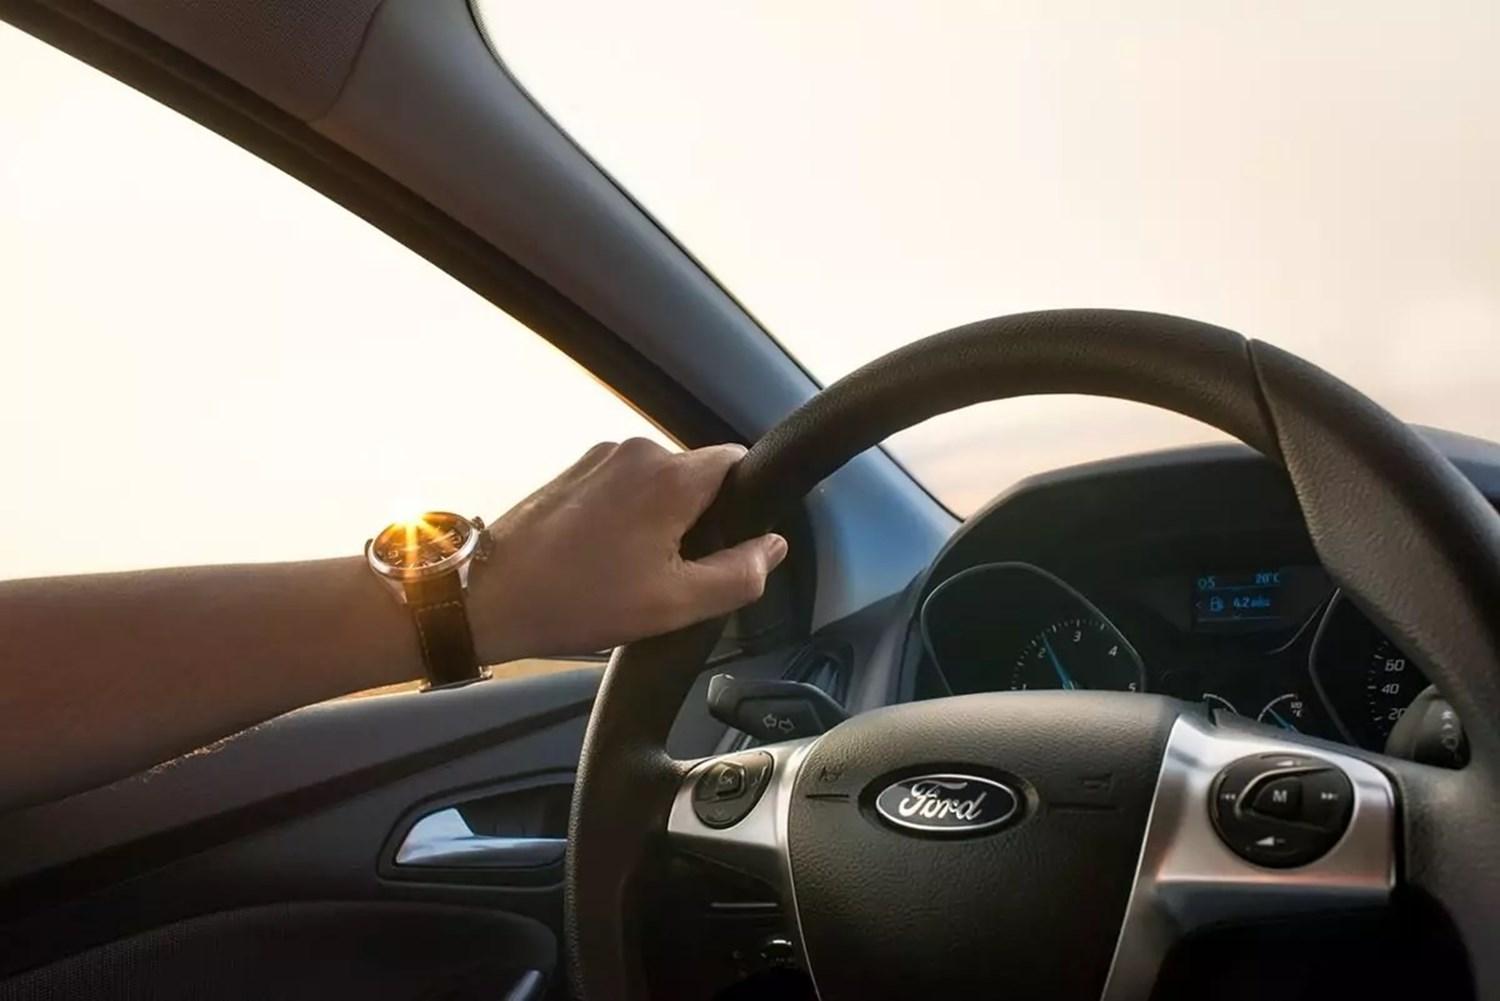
[788,691,1181,1000]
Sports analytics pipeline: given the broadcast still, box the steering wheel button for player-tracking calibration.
[741,753,773,791]
[691,752,775,828]
[1257,752,1317,769]
[694,800,743,828]
[1211,754,1354,867]
[694,762,745,802]
[1238,830,1323,866]
[714,764,745,798]
[1246,833,1293,854]
[1249,776,1302,819]
[1301,768,1354,831]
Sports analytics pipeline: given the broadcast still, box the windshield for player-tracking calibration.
[483,2,1499,514]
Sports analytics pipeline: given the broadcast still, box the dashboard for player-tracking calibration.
[897,441,1496,754]
[919,560,1422,751]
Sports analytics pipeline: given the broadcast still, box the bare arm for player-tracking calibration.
[0,440,786,812]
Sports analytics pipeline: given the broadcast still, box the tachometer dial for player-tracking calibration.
[1365,636,1423,743]
[1011,616,1145,692]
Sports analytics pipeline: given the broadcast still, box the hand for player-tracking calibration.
[471,439,788,662]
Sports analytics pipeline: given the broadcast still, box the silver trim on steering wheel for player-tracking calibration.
[666,738,819,980]
[1100,713,1396,999]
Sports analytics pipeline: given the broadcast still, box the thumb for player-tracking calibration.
[682,533,789,620]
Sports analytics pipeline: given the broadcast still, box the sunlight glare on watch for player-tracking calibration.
[372,512,469,572]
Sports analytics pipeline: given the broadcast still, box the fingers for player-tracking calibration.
[576,438,748,523]
[663,443,749,521]
[566,437,671,485]
[681,533,789,621]
[558,440,620,483]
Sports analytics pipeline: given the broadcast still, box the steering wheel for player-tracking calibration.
[565,309,1500,999]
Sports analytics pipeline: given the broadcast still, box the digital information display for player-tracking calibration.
[1193,569,1297,628]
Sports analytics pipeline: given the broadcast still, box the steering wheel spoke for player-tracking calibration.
[665,740,816,943]
[1102,713,1396,998]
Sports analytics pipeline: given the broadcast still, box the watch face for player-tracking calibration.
[370,513,473,573]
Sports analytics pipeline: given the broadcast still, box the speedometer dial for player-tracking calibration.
[1011,616,1145,692]
[1365,636,1423,743]
[1309,590,1430,750]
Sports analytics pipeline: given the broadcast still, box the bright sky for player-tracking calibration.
[5,5,1500,580]
[0,22,667,581]
[485,0,1500,513]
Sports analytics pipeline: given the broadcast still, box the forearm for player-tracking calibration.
[0,440,786,814]
[0,556,455,812]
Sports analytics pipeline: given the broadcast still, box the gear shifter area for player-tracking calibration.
[706,673,849,743]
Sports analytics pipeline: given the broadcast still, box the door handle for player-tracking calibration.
[394,807,567,869]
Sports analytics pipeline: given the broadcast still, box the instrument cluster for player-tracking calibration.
[919,561,1429,752]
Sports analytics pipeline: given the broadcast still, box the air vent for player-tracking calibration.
[786,640,853,706]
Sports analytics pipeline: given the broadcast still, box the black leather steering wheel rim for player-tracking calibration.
[566,309,1500,999]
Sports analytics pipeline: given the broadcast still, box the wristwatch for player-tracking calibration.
[366,512,493,689]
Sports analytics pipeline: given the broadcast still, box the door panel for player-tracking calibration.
[0,637,802,997]
[0,668,601,985]
[0,901,554,1001]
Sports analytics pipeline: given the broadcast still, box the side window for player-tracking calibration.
[0,25,669,683]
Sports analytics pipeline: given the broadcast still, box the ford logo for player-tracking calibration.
[874,773,1020,835]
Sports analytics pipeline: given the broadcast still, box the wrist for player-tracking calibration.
[365,512,505,687]
[466,522,533,666]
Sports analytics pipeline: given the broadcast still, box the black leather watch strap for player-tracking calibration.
[403,572,483,688]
